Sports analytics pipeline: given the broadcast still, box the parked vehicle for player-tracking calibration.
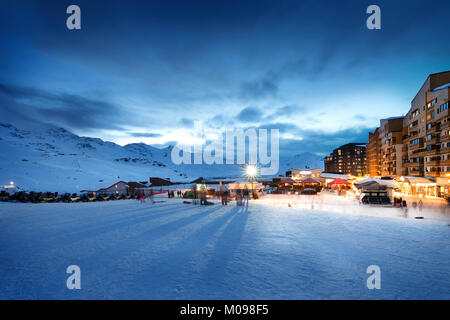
[42,192,58,203]
[61,193,80,203]
[0,191,9,202]
[9,192,29,202]
[96,194,110,201]
[80,193,96,202]
[110,194,121,200]
[27,192,43,203]
[70,193,80,202]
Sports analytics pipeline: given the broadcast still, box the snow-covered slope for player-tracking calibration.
[280,152,324,172]
[0,122,324,192]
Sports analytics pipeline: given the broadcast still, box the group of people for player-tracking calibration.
[393,197,408,208]
[168,190,185,198]
[235,187,250,207]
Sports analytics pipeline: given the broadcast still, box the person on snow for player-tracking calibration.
[243,185,250,208]
[221,190,228,205]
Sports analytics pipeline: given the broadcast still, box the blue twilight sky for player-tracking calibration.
[0,0,449,156]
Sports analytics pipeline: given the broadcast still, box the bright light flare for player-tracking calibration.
[245,165,258,178]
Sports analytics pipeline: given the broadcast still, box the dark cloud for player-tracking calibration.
[236,106,263,122]
[1,0,449,157]
[179,118,194,127]
[256,122,373,156]
[0,83,126,131]
[262,104,304,122]
[240,78,278,100]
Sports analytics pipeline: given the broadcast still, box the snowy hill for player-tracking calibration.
[280,152,324,173]
[0,122,323,192]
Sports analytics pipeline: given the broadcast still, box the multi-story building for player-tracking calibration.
[403,71,450,178]
[367,128,380,177]
[324,143,367,176]
[379,117,404,177]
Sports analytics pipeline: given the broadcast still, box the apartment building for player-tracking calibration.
[403,71,450,178]
[324,143,367,176]
[367,128,380,177]
[379,117,405,177]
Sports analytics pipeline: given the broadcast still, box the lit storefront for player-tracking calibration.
[396,176,437,197]
[436,177,450,199]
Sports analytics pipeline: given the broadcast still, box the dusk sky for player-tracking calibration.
[0,0,449,157]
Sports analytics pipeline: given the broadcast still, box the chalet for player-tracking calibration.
[150,177,173,186]
[97,181,129,195]
[127,182,147,194]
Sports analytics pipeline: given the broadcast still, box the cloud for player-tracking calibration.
[255,121,373,156]
[179,118,194,127]
[128,132,162,138]
[235,106,263,122]
[353,114,367,121]
[240,78,278,99]
[262,104,304,122]
[0,83,125,131]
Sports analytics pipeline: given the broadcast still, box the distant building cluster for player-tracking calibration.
[324,143,367,176]
[324,70,450,197]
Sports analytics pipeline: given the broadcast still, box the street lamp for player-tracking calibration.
[245,165,258,200]
[246,165,257,179]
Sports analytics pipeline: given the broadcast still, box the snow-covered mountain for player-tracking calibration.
[280,152,324,173]
[0,122,323,192]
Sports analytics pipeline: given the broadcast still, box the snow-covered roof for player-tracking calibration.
[432,83,450,92]
[400,176,436,184]
[320,173,354,179]
[354,178,398,189]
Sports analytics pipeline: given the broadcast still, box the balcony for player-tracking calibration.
[425,167,442,177]
[409,169,424,177]
[425,160,440,166]
[440,121,450,130]
[409,142,424,151]
[404,161,423,167]
[440,146,450,154]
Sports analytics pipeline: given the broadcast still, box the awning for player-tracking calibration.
[328,178,350,185]
[354,178,397,189]
[279,178,297,184]
[298,178,320,184]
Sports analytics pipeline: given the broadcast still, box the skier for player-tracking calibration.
[418,199,423,212]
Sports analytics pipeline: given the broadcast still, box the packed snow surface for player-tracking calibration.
[0,194,449,299]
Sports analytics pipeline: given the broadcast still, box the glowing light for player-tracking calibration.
[10,181,14,185]
[246,165,257,178]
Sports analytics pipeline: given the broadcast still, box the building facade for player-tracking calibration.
[379,117,405,177]
[403,71,450,178]
[324,143,367,176]
[367,128,380,177]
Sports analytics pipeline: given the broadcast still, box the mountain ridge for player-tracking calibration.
[0,122,324,192]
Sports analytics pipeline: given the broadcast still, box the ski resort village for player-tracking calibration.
[0,71,449,300]
[1,0,450,301]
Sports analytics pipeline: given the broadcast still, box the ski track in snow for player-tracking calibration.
[0,197,449,299]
